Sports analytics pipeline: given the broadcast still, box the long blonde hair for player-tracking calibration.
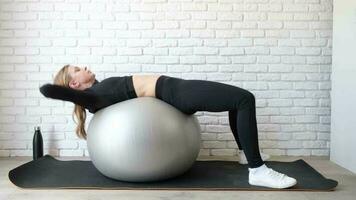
[53,64,87,140]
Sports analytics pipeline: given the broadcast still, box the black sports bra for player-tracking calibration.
[83,76,138,113]
[39,76,138,114]
[85,76,137,101]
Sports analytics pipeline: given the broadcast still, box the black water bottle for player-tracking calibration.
[33,126,43,160]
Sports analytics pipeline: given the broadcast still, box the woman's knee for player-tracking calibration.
[246,91,255,103]
[238,90,255,110]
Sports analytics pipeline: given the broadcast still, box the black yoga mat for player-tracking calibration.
[8,154,338,191]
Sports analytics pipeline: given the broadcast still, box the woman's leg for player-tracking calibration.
[229,109,271,165]
[156,76,264,168]
[156,76,297,188]
[228,110,243,150]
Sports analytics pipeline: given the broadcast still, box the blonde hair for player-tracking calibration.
[53,64,87,140]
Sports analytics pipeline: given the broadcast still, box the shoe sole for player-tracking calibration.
[249,179,297,189]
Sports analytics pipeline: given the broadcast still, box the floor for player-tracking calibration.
[1,155,355,200]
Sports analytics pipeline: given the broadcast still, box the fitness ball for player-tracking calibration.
[86,97,201,182]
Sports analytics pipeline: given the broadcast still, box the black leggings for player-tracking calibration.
[155,75,264,168]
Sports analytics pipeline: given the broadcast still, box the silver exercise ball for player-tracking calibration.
[87,97,201,182]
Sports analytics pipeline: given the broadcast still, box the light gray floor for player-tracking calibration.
[1,155,355,200]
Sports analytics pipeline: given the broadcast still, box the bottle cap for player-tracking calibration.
[34,126,41,131]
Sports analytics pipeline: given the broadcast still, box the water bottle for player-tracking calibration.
[33,126,43,160]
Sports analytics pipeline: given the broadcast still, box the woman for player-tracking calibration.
[52,64,297,189]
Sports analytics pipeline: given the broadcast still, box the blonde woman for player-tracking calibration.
[41,64,297,189]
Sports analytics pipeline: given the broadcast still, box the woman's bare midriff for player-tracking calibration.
[132,75,162,98]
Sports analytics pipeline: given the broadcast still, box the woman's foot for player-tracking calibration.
[248,164,297,189]
[237,150,270,165]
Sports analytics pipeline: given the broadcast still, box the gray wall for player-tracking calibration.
[331,0,356,173]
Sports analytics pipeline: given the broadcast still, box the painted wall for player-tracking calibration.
[330,0,356,173]
[0,0,333,157]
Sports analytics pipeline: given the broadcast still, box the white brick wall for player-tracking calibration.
[0,0,333,158]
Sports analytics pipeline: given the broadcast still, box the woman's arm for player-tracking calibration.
[40,84,99,112]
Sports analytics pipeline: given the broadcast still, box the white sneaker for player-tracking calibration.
[237,150,270,165]
[248,165,297,189]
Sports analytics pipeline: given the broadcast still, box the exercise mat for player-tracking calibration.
[8,154,338,191]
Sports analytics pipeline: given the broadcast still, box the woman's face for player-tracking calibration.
[67,65,96,90]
